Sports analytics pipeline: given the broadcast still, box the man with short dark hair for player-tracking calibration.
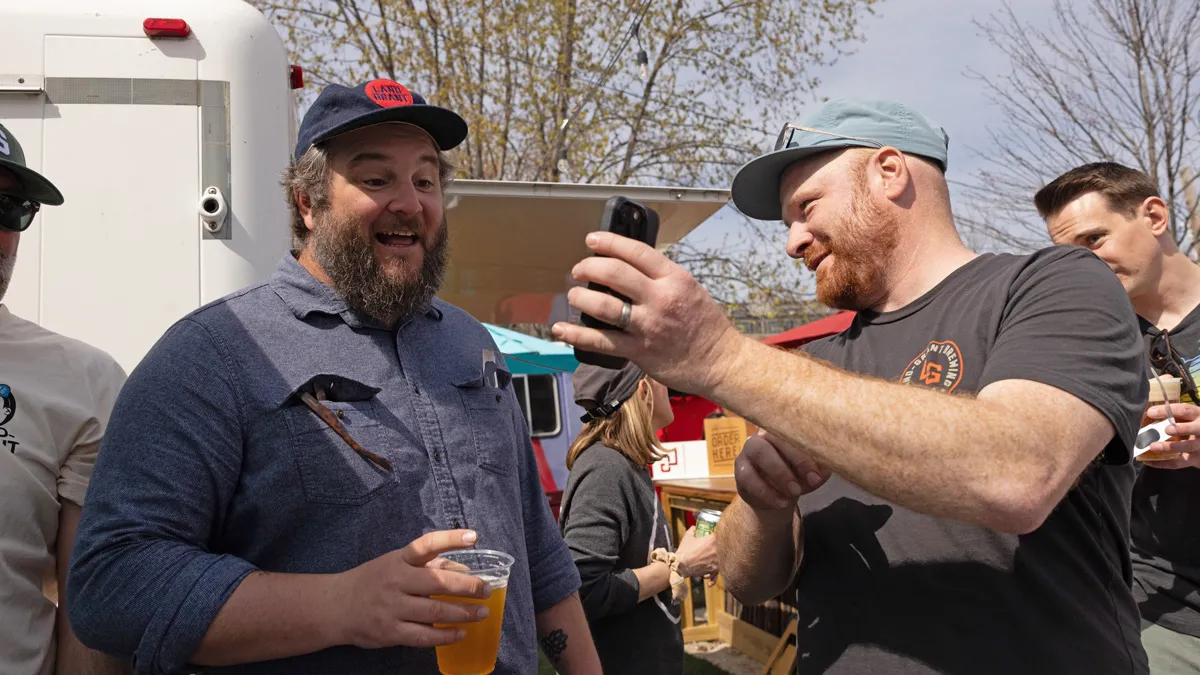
[1040,161,1200,673]
[67,80,600,675]
[554,98,1152,674]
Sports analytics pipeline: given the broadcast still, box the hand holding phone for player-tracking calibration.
[574,196,660,369]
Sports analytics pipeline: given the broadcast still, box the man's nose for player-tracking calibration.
[386,182,423,217]
[785,223,814,260]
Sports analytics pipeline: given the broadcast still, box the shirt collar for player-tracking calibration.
[269,252,443,329]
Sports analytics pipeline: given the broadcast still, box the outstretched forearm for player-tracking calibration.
[709,339,1113,533]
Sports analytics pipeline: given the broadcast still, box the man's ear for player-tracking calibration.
[1141,196,1170,238]
[296,189,316,231]
[872,148,909,202]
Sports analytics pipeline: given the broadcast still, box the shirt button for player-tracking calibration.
[433,450,441,461]
[453,519,462,528]
[335,410,345,419]
[495,394,502,402]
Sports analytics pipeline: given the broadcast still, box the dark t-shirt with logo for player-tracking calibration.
[1132,302,1200,637]
[790,246,1149,674]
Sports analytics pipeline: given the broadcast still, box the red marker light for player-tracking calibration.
[289,65,305,90]
[143,18,191,39]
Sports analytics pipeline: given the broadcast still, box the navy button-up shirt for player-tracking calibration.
[68,254,579,674]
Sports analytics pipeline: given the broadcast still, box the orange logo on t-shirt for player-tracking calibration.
[919,361,943,385]
[902,340,963,393]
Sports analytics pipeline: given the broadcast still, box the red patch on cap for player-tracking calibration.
[365,79,413,108]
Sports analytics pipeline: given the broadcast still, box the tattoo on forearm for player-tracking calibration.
[540,629,568,663]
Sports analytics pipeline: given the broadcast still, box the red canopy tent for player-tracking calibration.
[761,310,855,350]
[661,310,856,441]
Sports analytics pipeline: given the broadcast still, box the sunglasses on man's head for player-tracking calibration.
[1150,331,1199,402]
[773,123,886,153]
[0,194,40,233]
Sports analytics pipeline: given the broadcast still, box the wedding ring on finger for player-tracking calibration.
[617,301,632,330]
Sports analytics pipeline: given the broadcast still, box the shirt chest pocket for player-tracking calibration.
[283,398,395,505]
[454,378,517,477]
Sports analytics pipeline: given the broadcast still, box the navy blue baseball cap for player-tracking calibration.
[294,79,467,162]
[731,98,950,221]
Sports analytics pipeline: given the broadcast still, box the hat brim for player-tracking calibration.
[572,361,645,411]
[0,158,64,206]
[313,104,468,153]
[730,142,877,221]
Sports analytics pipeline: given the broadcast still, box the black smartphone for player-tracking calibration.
[574,196,660,369]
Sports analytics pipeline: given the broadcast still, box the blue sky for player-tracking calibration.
[682,0,1052,251]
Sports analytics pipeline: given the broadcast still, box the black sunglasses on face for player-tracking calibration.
[0,193,40,233]
[1150,331,1199,403]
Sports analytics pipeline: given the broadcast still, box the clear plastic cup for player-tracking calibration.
[1138,376,1184,462]
[430,549,515,675]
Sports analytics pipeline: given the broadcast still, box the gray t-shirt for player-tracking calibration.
[790,246,1149,674]
[1132,301,1200,637]
[559,444,684,675]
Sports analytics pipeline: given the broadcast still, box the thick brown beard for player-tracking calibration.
[813,181,897,311]
[310,207,449,326]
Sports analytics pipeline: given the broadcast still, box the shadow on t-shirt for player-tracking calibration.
[1138,573,1199,626]
[788,498,1143,674]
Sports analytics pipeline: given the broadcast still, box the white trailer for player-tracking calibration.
[0,0,297,373]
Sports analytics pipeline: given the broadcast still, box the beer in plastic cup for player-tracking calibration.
[1137,376,1184,462]
[431,549,514,675]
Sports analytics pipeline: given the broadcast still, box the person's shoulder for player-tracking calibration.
[991,244,1110,276]
[1175,301,1200,342]
[800,335,837,357]
[148,281,276,354]
[119,282,273,384]
[427,299,514,366]
[5,311,127,382]
[184,280,275,327]
[958,245,1121,302]
[431,298,492,339]
[572,443,641,477]
[1012,244,1123,292]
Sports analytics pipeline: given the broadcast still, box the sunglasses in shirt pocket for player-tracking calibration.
[454,366,517,478]
[282,374,395,505]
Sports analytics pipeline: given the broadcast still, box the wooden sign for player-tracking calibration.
[704,416,748,475]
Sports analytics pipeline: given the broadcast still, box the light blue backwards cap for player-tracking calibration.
[731,98,950,220]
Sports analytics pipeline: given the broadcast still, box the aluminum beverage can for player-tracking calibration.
[694,509,721,538]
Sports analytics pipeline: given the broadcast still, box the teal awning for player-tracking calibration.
[484,324,579,375]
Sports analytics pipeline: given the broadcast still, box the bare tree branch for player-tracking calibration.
[961,0,1200,259]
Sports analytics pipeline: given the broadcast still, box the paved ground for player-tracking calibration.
[685,640,763,675]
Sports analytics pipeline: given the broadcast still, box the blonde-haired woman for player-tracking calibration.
[558,362,718,674]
